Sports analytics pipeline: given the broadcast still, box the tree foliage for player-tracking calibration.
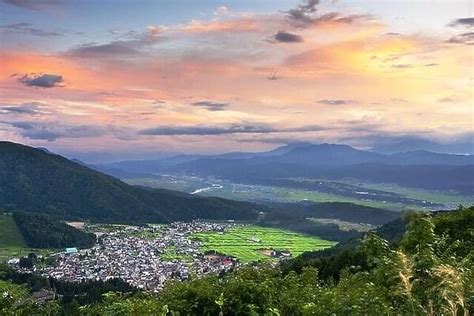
[13,211,96,249]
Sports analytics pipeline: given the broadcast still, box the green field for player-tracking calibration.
[192,225,336,262]
[0,214,57,262]
[160,246,193,262]
[351,182,474,207]
[126,177,444,211]
[0,214,26,248]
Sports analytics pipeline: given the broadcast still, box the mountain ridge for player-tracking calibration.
[0,141,262,223]
[98,143,474,175]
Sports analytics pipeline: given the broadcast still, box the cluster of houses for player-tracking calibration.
[13,221,238,292]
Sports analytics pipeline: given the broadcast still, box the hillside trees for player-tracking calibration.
[13,212,96,249]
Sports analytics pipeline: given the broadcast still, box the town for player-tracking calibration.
[11,221,241,292]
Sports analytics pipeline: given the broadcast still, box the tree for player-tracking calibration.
[19,257,33,269]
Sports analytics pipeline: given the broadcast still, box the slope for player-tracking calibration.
[0,142,261,223]
[0,214,26,248]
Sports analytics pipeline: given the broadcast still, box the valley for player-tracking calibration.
[125,174,473,211]
[0,142,472,314]
[6,221,334,292]
[1,0,473,312]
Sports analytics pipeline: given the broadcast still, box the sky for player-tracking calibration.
[0,0,473,161]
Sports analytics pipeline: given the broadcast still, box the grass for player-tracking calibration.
[0,214,57,262]
[0,248,57,262]
[160,246,193,262]
[0,214,26,248]
[284,190,424,211]
[308,218,375,232]
[192,225,336,262]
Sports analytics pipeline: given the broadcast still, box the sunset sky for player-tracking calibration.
[0,0,472,161]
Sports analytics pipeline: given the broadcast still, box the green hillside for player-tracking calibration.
[0,214,26,248]
[0,142,261,223]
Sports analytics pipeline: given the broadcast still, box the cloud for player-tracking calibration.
[449,17,474,27]
[139,124,275,136]
[17,73,64,88]
[139,123,327,136]
[438,97,454,103]
[390,98,407,103]
[267,72,279,80]
[1,103,39,114]
[274,31,304,43]
[180,18,260,33]
[6,121,108,141]
[67,27,162,58]
[447,17,474,44]
[286,0,371,27]
[68,41,143,58]
[191,100,229,111]
[1,106,37,114]
[447,32,474,45]
[316,99,353,105]
[0,102,53,115]
[392,64,413,69]
[1,0,65,11]
[365,134,474,155]
[313,12,372,25]
[283,35,413,76]
[286,0,320,25]
[214,6,229,16]
[0,22,63,37]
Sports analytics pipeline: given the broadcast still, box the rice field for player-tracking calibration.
[192,225,336,262]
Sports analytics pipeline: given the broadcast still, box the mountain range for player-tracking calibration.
[95,143,474,195]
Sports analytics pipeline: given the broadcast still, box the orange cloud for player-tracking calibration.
[284,36,419,76]
[180,18,261,33]
[1,9,472,151]
[0,52,115,91]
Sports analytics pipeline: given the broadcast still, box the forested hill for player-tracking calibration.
[12,212,95,249]
[281,207,474,281]
[0,142,261,223]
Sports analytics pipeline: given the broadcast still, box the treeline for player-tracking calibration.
[1,206,471,315]
[260,215,360,242]
[280,215,411,281]
[258,201,402,242]
[265,201,401,226]
[13,212,95,249]
[259,208,361,242]
[0,263,136,314]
